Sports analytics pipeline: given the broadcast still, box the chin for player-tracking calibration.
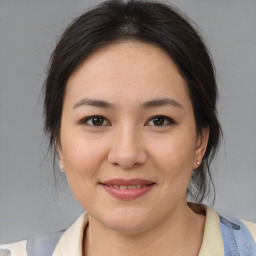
[100,208,153,234]
[106,220,151,235]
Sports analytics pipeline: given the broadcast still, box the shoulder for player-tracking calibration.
[0,240,27,256]
[242,219,256,243]
[0,212,87,256]
[192,203,256,255]
[203,204,256,241]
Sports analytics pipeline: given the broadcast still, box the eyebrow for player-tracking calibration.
[73,98,115,109]
[73,98,182,110]
[142,98,182,109]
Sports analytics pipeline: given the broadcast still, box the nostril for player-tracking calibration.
[108,147,147,169]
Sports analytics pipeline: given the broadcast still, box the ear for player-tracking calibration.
[56,141,65,172]
[193,127,209,170]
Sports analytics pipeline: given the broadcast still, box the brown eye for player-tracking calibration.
[81,115,109,126]
[147,115,175,127]
[91,116,104,126]
[152,116,165,126]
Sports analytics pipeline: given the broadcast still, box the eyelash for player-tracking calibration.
[79,115,110,127]
[147,115,176,126]
[79,115,176,127]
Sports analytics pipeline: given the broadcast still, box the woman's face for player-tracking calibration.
[58,41,208,233]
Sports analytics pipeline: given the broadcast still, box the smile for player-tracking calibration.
[100,179,155,200]
[105,184,149,189]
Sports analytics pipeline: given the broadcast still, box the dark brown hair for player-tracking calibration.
[44,0,222,203]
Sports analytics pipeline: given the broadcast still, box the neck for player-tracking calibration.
[83,203,205,256]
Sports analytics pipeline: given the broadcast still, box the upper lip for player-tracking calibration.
[100,179,155,186]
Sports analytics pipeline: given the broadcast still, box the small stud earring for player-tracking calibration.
[59,162,64,173]
[196,160,200,165]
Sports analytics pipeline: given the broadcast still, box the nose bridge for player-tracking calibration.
[108,122,146,168]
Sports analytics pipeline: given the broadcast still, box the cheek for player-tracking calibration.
[150,131,196,182]
[60,133,110,208]
[61,130,109,179]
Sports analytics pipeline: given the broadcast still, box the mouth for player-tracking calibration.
[99,179,156,200]
[103,184,151,189]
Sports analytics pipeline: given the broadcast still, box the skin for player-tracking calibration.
[58,40,209,256]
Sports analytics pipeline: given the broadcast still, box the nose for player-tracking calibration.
[108,126,147,169]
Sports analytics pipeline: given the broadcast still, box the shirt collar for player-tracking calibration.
[198,205,224,256]
[53,204,224,256]
[53,213,87,256]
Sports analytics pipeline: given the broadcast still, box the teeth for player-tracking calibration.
[128,185,137,189]
[107,184,149,189]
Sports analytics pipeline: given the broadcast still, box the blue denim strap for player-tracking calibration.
[220,215,256,256]
[26,230,65,256]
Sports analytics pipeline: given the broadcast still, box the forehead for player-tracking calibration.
[65,40,190,107]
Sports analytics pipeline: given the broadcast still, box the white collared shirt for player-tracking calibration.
[1,205,256,256]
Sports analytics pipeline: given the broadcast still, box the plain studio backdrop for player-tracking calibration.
[0,0,255,244]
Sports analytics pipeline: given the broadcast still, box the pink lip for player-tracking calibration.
[100,179,155,200]
[101,179,154,186]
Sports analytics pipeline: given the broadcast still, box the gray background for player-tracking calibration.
[0,0,255,244]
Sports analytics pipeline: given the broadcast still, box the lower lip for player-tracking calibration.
[102,184,155,200]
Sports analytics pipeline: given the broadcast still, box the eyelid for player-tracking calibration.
[146,115,176,126]
[78,115,175,127]
[79,115,111,126]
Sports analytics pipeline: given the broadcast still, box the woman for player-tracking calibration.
[1,0,255,255]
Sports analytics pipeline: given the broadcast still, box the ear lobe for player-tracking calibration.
[56,142,65,171]
[193,127,209,170]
